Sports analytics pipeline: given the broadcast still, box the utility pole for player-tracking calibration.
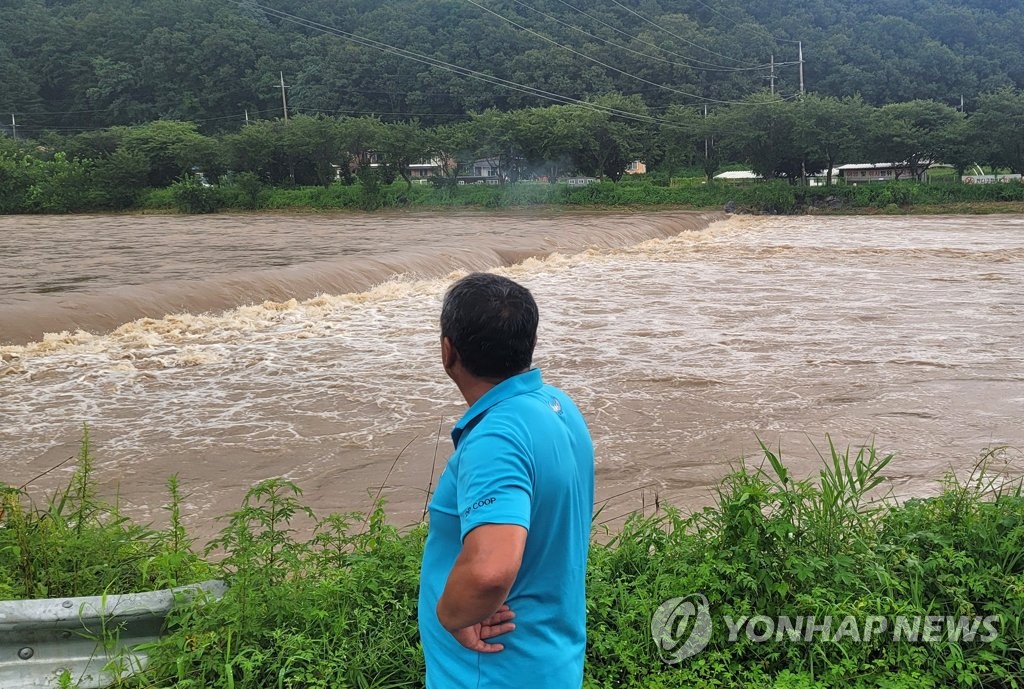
[769,54,776,96]
[960,95,965,114]
[797,42,807,186]
[10,113,17,140]
[798,41,805,95]
[278,72,290,121]
[703,104,708,160]
[245,108,250,124]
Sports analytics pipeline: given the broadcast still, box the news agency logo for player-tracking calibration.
[650,594,712,664]
[650,594,1001,665]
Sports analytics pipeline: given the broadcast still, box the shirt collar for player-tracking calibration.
[451,368,543,447]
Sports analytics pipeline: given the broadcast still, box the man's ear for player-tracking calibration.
[441,336,458,372]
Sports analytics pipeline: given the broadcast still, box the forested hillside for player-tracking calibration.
[2,0,1023,136]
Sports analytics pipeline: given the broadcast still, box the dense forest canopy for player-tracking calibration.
[2,0,1023,136]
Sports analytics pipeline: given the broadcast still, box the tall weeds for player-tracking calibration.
[0,428,210,598]
[3,433,1022,687]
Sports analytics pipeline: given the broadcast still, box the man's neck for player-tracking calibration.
[458,378,497,408]
[457,368,531,407]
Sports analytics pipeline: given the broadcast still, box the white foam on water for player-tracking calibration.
[1,214,1023,534]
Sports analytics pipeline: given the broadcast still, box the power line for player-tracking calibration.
[507,0,771,73]
[464,0,774,105]
[291,107,469,118]
[246,0,800,122]
[5,0,783,140]
[238,1,677,126]
[547,0,757,70]
[193,109,280,122]
[603,0,758,66]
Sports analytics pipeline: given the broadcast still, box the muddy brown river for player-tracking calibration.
[1,211,1022,539]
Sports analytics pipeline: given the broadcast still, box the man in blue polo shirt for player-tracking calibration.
[418,272,595,688]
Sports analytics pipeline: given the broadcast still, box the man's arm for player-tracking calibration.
[436,523,527,632]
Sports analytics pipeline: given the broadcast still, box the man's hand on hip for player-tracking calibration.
[450,604,516,653]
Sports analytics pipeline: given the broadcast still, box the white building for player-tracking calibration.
[837,162,927,183]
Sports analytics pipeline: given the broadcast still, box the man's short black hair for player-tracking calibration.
[441,272,539,380]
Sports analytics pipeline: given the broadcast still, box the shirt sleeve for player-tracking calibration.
[456,424,534,542]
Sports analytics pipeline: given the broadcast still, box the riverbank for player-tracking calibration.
[135,178,1024,216]
[3,435,1022,688]
[5,174,1024,216]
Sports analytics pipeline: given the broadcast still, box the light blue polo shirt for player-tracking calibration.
[418,368,595,688]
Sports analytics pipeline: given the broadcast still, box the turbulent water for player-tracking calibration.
[1,211,1022,538]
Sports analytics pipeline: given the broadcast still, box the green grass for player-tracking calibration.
[3,434,1023,688]
[130,178,1024,217]
[13,172,1024,216]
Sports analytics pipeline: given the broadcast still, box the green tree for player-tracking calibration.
[720,93,809,182]
[658,105,724,182]
[338,117,385,166]
[794,94,872,186]
[971,88,1024,174]
[5,0,1024,130]
[867,100,961,180]
[379,122,431,189]
[281,115,347,187]
[572,95,649,182]
[55,129,126,161]
[500,105,590,182]
[120,121,221,187]
[936,116,976,180]
[466,109,527,183]
[222,120,282,183]
[90,148,149,209]
[424,123,472,186]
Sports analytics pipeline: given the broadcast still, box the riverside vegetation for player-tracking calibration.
[2,429,1023,688]
[3,87,1024,215]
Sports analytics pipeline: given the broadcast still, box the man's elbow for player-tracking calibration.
[470,562,519,597]
[437,565,517,631]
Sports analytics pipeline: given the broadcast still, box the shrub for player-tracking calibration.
[90,148,150,210]
[0,152,38,213]
[224,171,265,210]
[734,182,797,214]
[24,152,97,213]
[169,175,222,214]
[356,163,383,210]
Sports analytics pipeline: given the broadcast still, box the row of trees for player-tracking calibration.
[3,88,1024,212]
[667,88,1024,184]
[2,0,1024,133]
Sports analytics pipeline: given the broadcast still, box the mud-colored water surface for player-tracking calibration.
[2,211,1021,538]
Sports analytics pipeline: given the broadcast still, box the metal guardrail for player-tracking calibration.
[0,580,226,689]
